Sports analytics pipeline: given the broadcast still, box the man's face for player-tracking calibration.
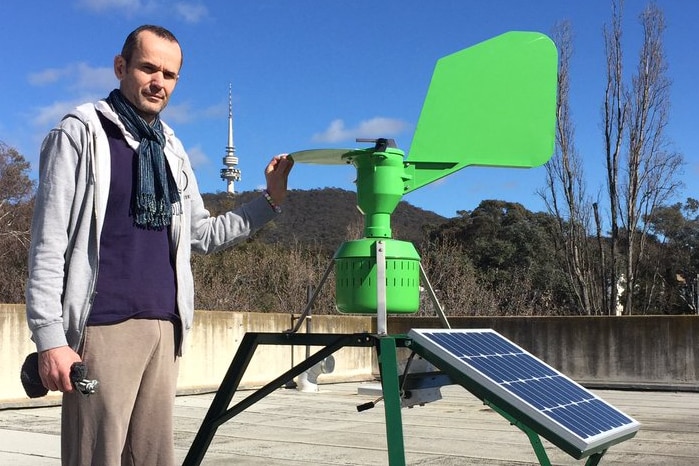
[113,30,182,124]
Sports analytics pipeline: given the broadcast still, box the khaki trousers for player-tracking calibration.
[62,319,180,466]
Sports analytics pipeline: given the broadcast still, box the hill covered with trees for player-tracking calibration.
[202,188,446,251]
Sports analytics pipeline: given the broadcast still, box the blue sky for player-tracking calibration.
[1,0,697,219]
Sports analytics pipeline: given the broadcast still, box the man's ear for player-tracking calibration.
[114,55,126,80]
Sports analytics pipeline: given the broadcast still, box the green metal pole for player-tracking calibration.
[378,335,406,466]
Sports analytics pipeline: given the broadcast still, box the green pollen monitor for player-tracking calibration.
[290,31,558,315]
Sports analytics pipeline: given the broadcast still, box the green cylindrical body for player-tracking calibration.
[334,239,420,314]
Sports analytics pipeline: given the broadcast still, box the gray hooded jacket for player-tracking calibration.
[26,100,276,354]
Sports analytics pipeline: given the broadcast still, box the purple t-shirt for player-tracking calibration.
[87,112,178,326]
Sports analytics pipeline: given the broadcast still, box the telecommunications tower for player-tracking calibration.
[220,84,241,193]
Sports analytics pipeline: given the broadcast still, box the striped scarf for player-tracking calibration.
[106,89,180,230]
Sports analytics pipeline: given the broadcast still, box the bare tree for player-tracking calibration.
[602,0,627,315]
[620,2,683,314]
[540,21,600,315]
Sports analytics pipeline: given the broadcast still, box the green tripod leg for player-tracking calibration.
[485,399,552,466]
[486,399,609,466]
[377,335,406,466]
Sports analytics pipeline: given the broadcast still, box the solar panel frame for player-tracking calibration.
[407,328,640,459]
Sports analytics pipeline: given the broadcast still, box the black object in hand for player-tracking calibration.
[20,352,48,398]
[20,353,100,398]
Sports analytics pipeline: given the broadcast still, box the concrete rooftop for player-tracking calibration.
[0,382,697,465]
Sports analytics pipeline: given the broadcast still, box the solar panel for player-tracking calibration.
[407,328,640,459]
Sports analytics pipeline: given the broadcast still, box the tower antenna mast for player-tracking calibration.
[220,83,241,193]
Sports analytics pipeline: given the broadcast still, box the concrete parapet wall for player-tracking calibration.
[389,315,699,391]
[179,310,375,392]
[0,305,375,408]
[2,306,697,408]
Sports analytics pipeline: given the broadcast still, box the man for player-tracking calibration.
[25,24,293,465]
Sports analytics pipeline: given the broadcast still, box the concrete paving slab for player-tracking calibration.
[0,382,697,465]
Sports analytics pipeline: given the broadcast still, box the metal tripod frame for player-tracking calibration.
[183,240,620,465]
[182,331,414,466]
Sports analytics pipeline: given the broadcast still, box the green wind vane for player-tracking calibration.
[290,31,558,320]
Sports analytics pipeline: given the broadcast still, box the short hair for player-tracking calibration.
[120,25,182,67]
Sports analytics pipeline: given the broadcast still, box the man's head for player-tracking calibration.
[114,25,182,124]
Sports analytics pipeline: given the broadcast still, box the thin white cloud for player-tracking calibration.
[162,101,225,124]
[28,63,115,129]
[175,2,208,23]
[186,145,209,168]
[28,68,69,86]
[72,63,116,91]
[28,63,115,92]
[161,102,193,124]
[356,117,409,137]
[76,0,143,11]
[199,102,227,119]
[75,0,207,21]
[312,119,346,143]
[312,117,409,143]
[32,98,95,127]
